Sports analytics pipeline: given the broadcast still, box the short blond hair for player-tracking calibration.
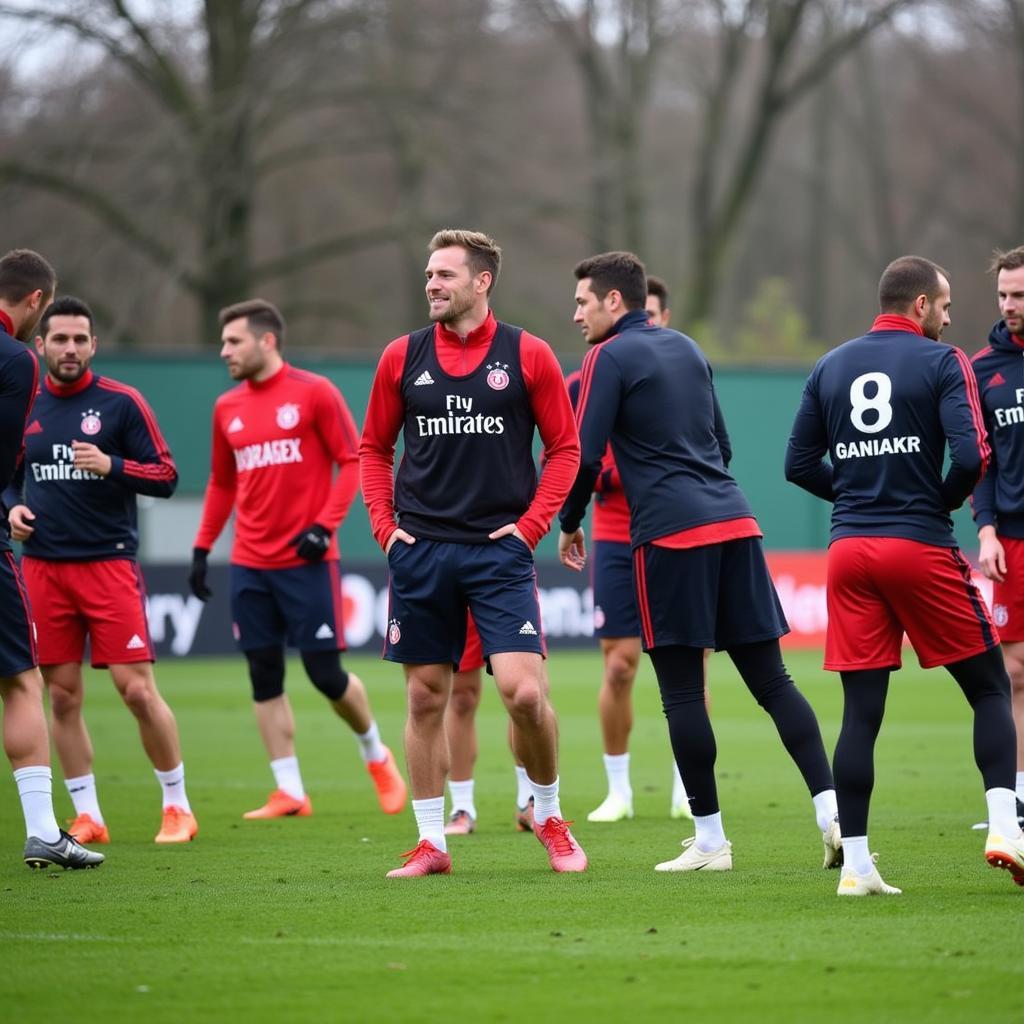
[428,229,501,294]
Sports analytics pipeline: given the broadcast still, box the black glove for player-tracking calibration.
[290,523,331,562]
[188,547,212,601]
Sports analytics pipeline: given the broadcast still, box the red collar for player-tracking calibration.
[247,361,288,391]
[870,314,923,336]
[45,368,94,397]
[435,310,497,347]
[0,309,13,336]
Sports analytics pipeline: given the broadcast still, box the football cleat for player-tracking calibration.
[533,816,588,872]
[386,839,452,878]
[24,830,105,870]
[367,747,408,815]
[444,810,476,835]
[670,795,694,821]
[655,836,732,873]
[836,856,901,896]
[587,793,634,823]
[985,832,1024,886]
[155,806,199,843]
[243,789,313,819]
[822,816,843,869]
[515,796,535,832]
[67,813,110,845]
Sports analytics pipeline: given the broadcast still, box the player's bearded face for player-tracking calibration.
[574,280,616,344]
[997,267,1024,336]
[921,277,951,342]
[39,314,95,382]
[425,250,482,326]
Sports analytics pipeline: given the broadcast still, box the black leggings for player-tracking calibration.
[833,647,1014,837]
[648,639,833,817]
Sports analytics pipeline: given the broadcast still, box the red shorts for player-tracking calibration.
[824,537,998,671]
[991,535,1024,643]
[456,612,485,674]
[21,557,155,668]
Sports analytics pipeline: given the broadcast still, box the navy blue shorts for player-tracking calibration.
[230,561,347,653]
[0,551,37,677]
[385,537,545,665]
[592,540,640,638]
[632,537,788,651]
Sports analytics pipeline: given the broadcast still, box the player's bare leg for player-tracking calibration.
[44,662,94,777]
[328,672,373,733]
[2,668,51,770]
[444,668,481,832]
[254,693,297,761]
[589,636,639,822]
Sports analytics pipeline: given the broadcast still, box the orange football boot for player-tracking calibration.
[243,789,313,819]
[367,747,408,814]
[67,813,110,844]
[155,806,199,843]
[386,840,452,878]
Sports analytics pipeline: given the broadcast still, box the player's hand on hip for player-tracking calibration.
[978,527,1007,583]
[488,522,531,547]
[8,504,35,542]
[558,528,586,571]
[71,440,112,476]
[188,547,213,601]
[385,528,416,554]
[289,523,332,562]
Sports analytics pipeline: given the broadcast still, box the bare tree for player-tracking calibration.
[0,0,398,341]
[681,0,917,329]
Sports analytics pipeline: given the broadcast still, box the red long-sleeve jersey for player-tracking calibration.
[195,363,360,568]
[360,312,579,550]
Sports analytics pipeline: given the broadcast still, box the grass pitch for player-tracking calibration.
[1,649,1022,1023]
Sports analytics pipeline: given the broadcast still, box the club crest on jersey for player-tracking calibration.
[486,362,510,391]
[388,619,401,645]
[994,603,1009,628]
[276,403,300,429]
[80,409,102,436]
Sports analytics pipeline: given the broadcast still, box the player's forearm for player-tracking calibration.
[360,449,398,548]
[784,444,835,501]
[108,455,178,497]
[518,442,581,548]
[194,479,235,548]
[317,458,359,532]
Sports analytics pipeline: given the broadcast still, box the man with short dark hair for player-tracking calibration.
[361,228,587,877]
[971,245,1024,824]
[0,251,103,869]
[787,254,1024,894]
[190,298,406,821]
[561,250,838,876]
[6,296,196,844]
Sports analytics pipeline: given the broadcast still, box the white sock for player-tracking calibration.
[671,761,688,806]
[270,756,305,801]
[514,765,532,808]
[1016,771,1024,805]
[603,753,632,801]
[448,778,476,818]
[985,787,1022,837]
[693,811,727,853]
[14,766,60,842]
[529,776,561,826]
[65,772,104,825]
[154,763,191,813]
[355,720,387,764]
[812,788,839,833]
[842,835,872,876]
[412,796,446,852]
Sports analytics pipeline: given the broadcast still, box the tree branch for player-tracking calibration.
[250,224,402,282]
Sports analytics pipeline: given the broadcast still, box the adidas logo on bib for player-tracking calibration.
[315,623,335,640]
[519,621,538,636]
[413,371,434,386]
[126,634,146,650]
[228,416,244,433]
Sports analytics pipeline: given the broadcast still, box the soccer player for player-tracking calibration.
[0,250,102,869]
[6,296,196,844]
[971,245,1024,823]
[560,251,839,875]
[576,275,694,824]
[442,614,536,835]
[189,299,406,820]
[786,254,1024,895]
[361,228,587,877]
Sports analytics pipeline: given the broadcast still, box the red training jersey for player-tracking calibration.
[360,312,579,550]
[194,362,360,569]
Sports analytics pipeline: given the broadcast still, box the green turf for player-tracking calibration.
[1,650,1021,1023]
